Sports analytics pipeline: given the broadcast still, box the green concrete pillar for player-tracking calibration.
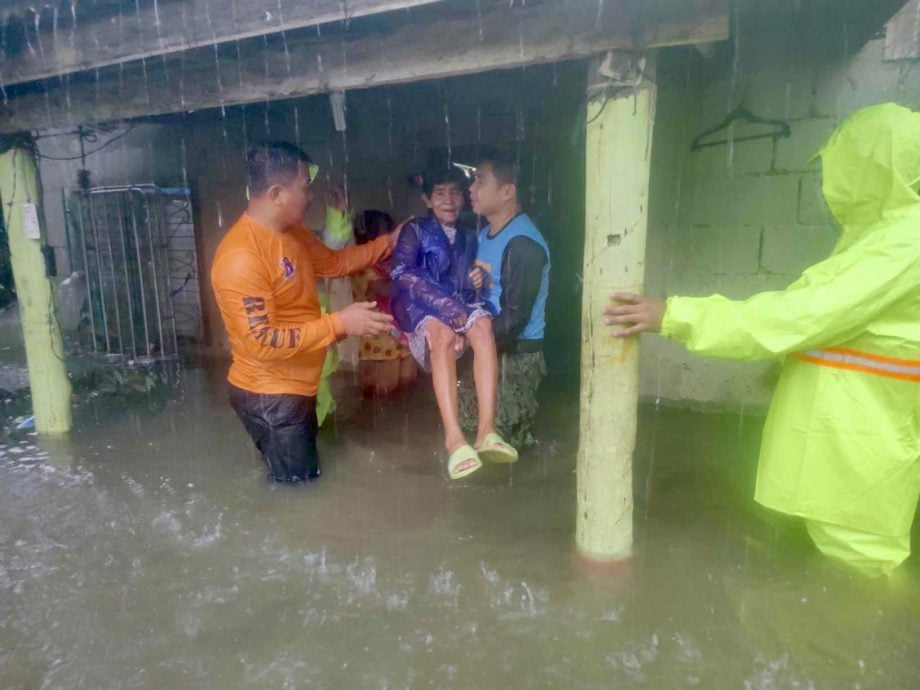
[576,54,656,562]
[0,143,72,434]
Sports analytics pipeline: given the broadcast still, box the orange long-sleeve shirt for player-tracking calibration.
[211,213,392,396]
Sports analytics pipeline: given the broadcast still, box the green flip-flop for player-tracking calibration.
[476,433,519,464]
[447,445,483,480]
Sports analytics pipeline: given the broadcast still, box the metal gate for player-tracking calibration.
[67,185,202,360]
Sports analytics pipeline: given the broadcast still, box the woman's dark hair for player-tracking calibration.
[355,210,395,245]
[245,141,313,196]
[419,165,468,197]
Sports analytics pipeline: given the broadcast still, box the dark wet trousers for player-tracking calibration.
[228,384,321,483]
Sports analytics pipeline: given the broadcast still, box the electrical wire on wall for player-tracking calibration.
[32,124,136,164]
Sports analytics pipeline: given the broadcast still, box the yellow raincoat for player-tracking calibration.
[661,103,920,575]
[316,206,354,427]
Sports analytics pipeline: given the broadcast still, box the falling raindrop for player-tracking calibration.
[93,66,102,111]
[518,19,525,61]
[340,127,351,205]
[116,0,126,53]
[727,5,742,176]
[179,134,190,190]
[276,0,293,75]
[293,104,302,147]
[40,79,54,129]
[727,122,735,174]
[476,0,484,42]
[62,72,72,117]
[178,52,186,108]
[240,104,250,153]
[51,4,60,54]
[22,11,37,59]
[159,53,171,89]
[262,35,271,78]
[140,58,151,107]
[387,98,395,157]
[152,0,163,45]
[444,102,453,165]
[387,97,395,209]
[69,0,77,47]
[476,106,482,148]
[220,115,230,180]
[33,8,46,63]
[214,44,227,118]
[235,39,245,93]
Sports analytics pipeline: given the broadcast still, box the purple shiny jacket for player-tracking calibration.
[390,214,479,333]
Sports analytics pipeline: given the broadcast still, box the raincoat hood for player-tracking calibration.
[816,103,920,252]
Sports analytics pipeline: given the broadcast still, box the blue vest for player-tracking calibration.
[477,214,550,341]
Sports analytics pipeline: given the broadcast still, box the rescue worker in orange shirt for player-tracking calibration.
[211,141,398,483]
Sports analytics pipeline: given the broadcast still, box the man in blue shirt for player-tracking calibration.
[460,153,551,450]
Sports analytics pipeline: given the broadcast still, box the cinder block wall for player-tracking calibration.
[643,24,920,412]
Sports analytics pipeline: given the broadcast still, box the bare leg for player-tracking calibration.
[465,317,498,447]
[427,320,469,457]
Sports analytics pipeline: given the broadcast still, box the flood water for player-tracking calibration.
[1,365,918,689]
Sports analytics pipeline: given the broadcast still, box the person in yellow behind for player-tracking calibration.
[603,103,920,577]
[211,141,398,483]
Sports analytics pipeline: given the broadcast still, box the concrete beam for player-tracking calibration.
[0,0,445,86]
[0,0,729,133]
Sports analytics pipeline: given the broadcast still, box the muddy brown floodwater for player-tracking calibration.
[1,365,918,689]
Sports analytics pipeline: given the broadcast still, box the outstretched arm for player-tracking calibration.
[304,209,396,278]
[603,232,920,360]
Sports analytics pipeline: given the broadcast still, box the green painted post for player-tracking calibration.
[0,144,72,434]
[576,55,657,562]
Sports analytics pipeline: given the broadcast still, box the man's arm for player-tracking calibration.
[492,237,547,350]
[303,209,394,278]
[212,249,343,360]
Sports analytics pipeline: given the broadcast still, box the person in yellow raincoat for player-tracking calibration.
[313,196,355,426]
[603,102,920,577]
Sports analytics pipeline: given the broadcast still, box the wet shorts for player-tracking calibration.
[228,384,321,483]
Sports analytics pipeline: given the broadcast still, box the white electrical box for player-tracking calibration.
[21,202,41,240]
